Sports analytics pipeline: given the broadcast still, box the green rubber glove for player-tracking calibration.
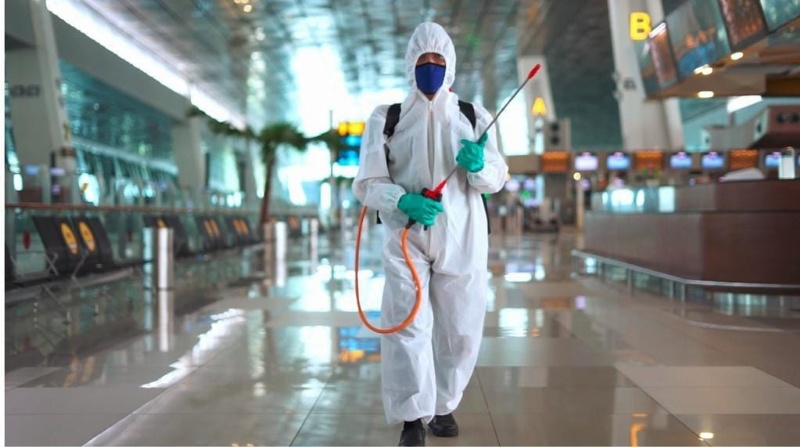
[456,133,488,173]
[397,193,444,227]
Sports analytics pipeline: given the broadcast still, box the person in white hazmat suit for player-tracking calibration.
[352,22,508,446]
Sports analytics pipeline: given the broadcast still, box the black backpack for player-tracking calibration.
[378,100,491,233]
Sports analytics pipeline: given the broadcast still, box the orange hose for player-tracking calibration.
[354,206,423,334]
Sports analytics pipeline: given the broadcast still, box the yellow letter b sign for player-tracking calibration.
[629,12,651,41]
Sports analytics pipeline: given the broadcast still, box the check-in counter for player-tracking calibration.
[584,180,800,287]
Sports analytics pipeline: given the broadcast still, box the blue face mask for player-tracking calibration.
[415,63,446,95]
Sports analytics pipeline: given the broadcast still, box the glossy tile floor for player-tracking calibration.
[5,226,800,446]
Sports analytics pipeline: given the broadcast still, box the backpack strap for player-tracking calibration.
[383,103,402,138]
[457,100,477,130]
[384,101,476,138]
[378,100,491,234]
[377,103,402,225]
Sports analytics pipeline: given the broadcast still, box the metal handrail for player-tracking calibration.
[572,249,800,291]
[4,202,257,215]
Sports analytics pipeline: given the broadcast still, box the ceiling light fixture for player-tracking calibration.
[243,4,252,12]
[700,66,713,75]
[727,95,762,113]
[698,91,714,98]
[731,52,744,60]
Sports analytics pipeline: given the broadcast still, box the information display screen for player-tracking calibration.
[541,152,570,173]
[636,40,661,96]
[670,152,693,169]
[649,22,679,88]
[633,151,665,171]
[729,149,759,170]
[505,178,521,192]
[523,177,536,191]
[759,0,800,31]
[764,151,782,168]
[667,0,732,78]
[606,152,631,171]
[337,149,359,166]
[718,0,768,50]
[574,152,599,172]
[701,151,725,170]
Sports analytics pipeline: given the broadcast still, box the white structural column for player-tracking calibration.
[6,0,74,170]
[518,55,556,154]
[607,0,684,150]
[171,116,207,202]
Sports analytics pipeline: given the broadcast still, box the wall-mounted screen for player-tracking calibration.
[667,0,732,78]
[606,152,631,171]
[670,152,693,169]
[764,151,782,168]
[337,149,359,166]
[633,151,665,171]
[541,152,570,173]
[702,151,725,169]
[649,22,679,88]
[574,152,599,171]
[759,0,800,31]
[729,149,759,170]
[505,178,521,192]
[523,177,536,191]
[636,40,661,96]
[718,0,768,50]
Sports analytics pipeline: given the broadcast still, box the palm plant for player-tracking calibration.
[191,107,350,226]
[256,122,308,224]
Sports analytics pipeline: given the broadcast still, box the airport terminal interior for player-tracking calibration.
[4,0,800,445]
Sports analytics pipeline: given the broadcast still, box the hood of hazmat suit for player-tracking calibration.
[352,22,509,426]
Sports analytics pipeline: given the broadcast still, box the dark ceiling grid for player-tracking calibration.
[328,0,361,93]
[539,0,621,151]
[388,0,412,90]
[64,0,627,152]
[150,0,246,102]
[517,0,556,55]
[357,0,382,90]
[254,2,299,85]
[452,0,492,101]
[483,0,522,108]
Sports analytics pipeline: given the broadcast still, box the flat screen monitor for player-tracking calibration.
[505,178,521,192]
[343,135,362,147]
[667,0,732,78]
[541,152,570,173]
[764,151,782,168]
[523,177,536,191]
[648,22,679,89]
[702,151,725,170]
[759,0,800,31]
[636,40,661,96]
[574,152,598,172]
[337,149,359,166]
[23,165,40,175]
[606,152,631,171]
[670,152,693,169]
[718,0,768,50]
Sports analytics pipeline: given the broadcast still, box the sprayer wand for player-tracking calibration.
[406,64,543,229]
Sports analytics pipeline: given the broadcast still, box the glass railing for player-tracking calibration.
[591,185,677,214]
[4,205,261,283]
[6,165,258,212]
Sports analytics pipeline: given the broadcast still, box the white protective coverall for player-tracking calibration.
[352,22,509,425]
